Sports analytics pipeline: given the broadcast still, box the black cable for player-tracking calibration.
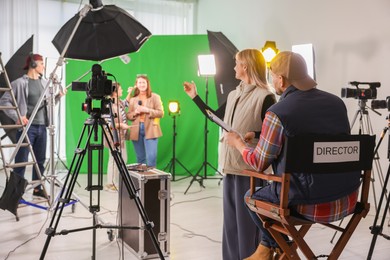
[170,195,222,207]
[169,195,223,244]
[170,223,221,244]
[4,210,51,259]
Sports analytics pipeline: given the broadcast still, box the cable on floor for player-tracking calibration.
[4,209,51,260]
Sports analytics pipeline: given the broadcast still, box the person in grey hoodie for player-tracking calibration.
[0,53,63,198]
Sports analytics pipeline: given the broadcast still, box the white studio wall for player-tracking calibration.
[1,0,389,198]
[197,0,390,206]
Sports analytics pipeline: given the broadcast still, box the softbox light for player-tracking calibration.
[207,31,240,107]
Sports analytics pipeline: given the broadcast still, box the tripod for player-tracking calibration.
[185,77,222,194]
[163,114,192,181]
[40,102,164,260]
[350,99,386,211]
[329,99,389,245]
[367,114,390,259]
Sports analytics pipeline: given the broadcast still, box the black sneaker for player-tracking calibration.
[33,189,48,199]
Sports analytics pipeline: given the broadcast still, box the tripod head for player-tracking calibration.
[82,96,120,148]
[355,99,382,116]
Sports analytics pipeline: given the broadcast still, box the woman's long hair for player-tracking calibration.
[132,75,152,98]
[236,49,269,90]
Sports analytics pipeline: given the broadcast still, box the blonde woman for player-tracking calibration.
[183,49,276,260]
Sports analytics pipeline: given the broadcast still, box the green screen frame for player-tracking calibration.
[65,35,221,176]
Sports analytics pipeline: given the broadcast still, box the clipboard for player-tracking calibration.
[206,109,232,131]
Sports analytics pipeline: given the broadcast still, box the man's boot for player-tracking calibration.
[273,247,283,260]
[244,244,274,260]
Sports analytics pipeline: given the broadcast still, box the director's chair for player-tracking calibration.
[244,134,375,259]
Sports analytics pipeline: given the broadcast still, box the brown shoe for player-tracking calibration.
[244,244,274,260]
[273,247,283,260]
[33,189,48,199]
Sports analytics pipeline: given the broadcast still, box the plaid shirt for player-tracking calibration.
[242,111,358,223]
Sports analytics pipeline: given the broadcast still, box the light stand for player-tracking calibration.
[367,113,390,259]
[163,101,192,181]
[185,55,222,194]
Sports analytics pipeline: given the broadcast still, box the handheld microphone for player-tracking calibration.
[138,100,142,105]
[119,55,131,64]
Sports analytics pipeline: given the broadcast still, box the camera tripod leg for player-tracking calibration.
[40,122,92,260]
[40,115,165,260]
[107,130,165,259]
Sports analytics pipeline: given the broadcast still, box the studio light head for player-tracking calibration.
[341,81,380,100]
[261,41,279,67]
[168,101,180,116]
[197,54,216,77]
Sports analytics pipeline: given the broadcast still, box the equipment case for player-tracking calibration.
[119,167,171,259]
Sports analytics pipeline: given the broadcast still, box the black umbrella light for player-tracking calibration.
[52,1,151,61]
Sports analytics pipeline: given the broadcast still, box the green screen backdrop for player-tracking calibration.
[65,35,221,176]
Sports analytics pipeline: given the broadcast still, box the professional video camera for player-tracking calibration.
[341,81,380,100]
[72,64,113,99]
[371,96,390,111]
[71,64,114,115]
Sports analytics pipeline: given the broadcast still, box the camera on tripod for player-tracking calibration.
[371,97,390,111]
[71,64,114,115]
[341,81,380,100]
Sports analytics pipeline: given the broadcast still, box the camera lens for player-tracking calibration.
[371,100,388,110]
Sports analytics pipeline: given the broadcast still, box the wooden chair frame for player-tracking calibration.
[244,134,375,260]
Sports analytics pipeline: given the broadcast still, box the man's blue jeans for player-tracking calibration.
[132,122,158,167]
[245,186,289,249]
[14,124,47,189]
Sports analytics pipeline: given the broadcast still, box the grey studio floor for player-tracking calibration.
[0,168,390,260]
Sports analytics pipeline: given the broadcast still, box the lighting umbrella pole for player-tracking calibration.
[40,4,92,259]
[8,5,92,208]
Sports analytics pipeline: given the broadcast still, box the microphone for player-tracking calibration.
[119,54,131,64]
[138,100,142,106]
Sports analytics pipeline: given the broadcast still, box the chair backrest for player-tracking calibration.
[244,134,376,260]
[283,134,376,174]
